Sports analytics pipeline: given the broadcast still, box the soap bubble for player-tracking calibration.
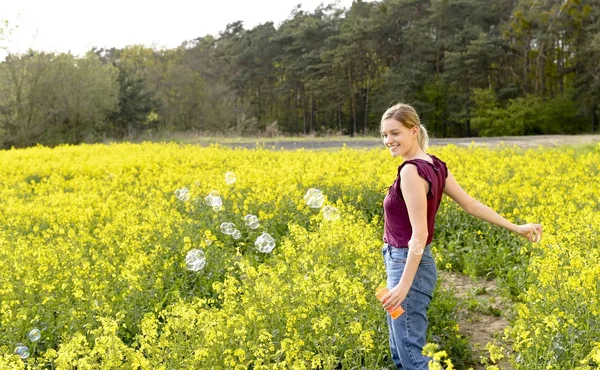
[232,229,242,240]
[14,344,29,359]
[255,232,276,253]
[174,187,190,201]
[204,238,213,246]
[322,206,340,221]
[244,214,260,229]
[220,222,236,235]
[225,172,237,185]
[204,190,222,208]
[185,249,206,271]
[304,188,325,208]
[27,328,41,342]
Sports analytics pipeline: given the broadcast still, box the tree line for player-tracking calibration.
[1,0,599,148]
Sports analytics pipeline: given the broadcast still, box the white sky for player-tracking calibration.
[1,0,355,57]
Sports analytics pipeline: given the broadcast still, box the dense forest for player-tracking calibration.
[1,0,599,148]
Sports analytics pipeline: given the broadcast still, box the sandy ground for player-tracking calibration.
[208,134,600,150]
[439,271,512,369]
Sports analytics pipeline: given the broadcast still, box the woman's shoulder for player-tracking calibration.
[428,154,449,178]
[397,154,448,176]
[429,154,447,167]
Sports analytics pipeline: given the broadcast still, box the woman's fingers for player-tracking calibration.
[530,224,542,242]
[380,293,391,308]
[381,293,399,309]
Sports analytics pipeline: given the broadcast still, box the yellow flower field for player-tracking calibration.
[0,142,598,369]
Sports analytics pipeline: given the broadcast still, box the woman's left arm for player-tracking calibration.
[382,164,429,311]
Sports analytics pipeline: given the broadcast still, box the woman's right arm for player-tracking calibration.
[443,170,542,242]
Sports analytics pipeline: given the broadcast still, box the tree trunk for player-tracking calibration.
[337,103,342,133]
[593,104,598,133]
[257,86,262,123]
[293,92,299,133]
[310,94,315,133]
[466,118,471,137]
[536,35,548,97]
[364,77,370,134]
[300,85,307,135]
[558,38,564,94]
[442,109,447,137]
[348,67,357,136]
[523,37,529,94]
[539,51,545,96]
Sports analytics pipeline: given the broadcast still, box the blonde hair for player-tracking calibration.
[381,103,429,152]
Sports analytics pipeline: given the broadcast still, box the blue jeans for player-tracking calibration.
[382,243,437,370]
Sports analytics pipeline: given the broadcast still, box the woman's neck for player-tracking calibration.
[401,146,426,161]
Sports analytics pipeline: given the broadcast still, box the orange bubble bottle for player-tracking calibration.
[376,287,405,319]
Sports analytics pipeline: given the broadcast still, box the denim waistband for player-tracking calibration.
[383,242,431,252]
[384,242,407,249]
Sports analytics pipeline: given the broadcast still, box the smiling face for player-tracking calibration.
[381,118,418,158]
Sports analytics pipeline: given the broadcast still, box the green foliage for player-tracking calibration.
[0,52,118,148]
[470,88,510,136]
[471,88,580,136]
[107,63,160,139]
[1,0,599,146]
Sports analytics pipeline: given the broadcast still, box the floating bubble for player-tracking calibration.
[204,195,215,206]
[255,232,276,253]
[14,344,29,359]
[232,229,242,240]
[220,222,236,235]
[174,187,191,201]
[205,238,213,246]
[322,206,340,221]
[408,239,424,256]
[205,190,223,208]
[27,328,41,342]
[185,249,206,271]
[244,214,257,224]
[225,172,237,185]
[304,188,325,208]
[244,214,260,229]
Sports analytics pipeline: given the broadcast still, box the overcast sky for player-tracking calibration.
[1,0,355,57]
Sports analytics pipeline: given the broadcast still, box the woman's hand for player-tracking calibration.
[380,284,409,311]
[515,223,543,242]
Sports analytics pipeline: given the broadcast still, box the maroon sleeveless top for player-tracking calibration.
[383,154,448,247]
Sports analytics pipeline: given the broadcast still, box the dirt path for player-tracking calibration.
[438,271,512,369]
[206,134,600,150]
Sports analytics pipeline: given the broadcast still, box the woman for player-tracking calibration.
[378,103,542,369]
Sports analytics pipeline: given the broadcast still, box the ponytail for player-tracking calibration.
[418,124,429,152]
